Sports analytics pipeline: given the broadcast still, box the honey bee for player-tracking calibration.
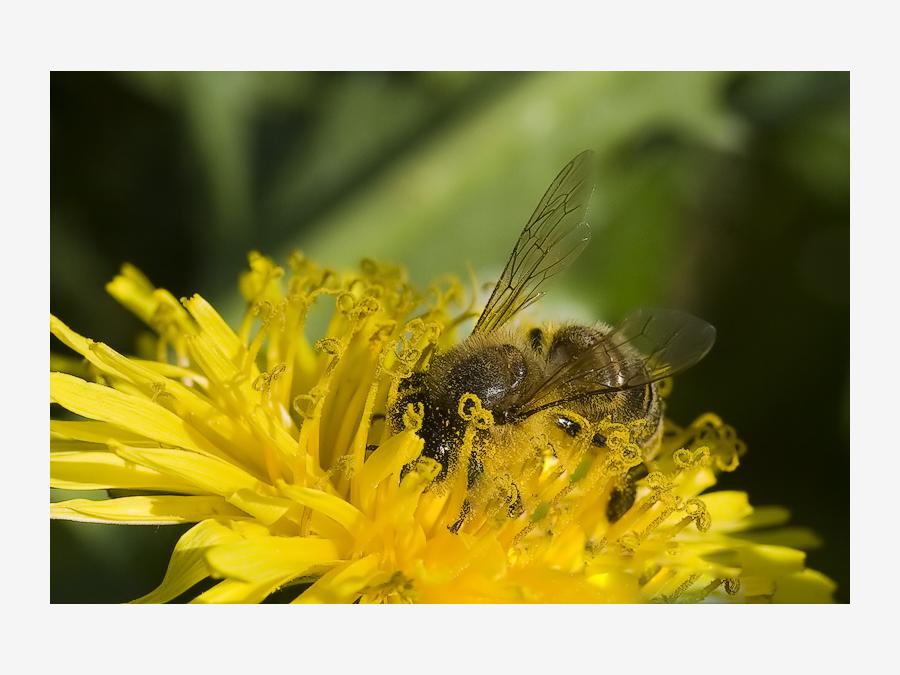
[390,151,716,525]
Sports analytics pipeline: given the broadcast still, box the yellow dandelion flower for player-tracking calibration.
[50,252,835,603]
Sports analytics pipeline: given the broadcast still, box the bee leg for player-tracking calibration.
[467,450,484,489]
[606,462,650,524]
[448,452,484,534]
[448,499,471,534]
[507,482,524,517]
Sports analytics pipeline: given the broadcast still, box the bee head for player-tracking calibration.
[439,343,529,423]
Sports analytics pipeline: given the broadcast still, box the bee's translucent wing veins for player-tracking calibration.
[517,308,717,417]
[472,151,594,335]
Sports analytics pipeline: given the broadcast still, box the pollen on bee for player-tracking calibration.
[457,392,494,429]
[402,401,425,432]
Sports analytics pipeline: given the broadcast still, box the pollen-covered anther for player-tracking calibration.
[319,268,338,289]
[601,423,632,452]
[602,458,625,477]
[387,328,426,375]
[626,417,648,436]
[293,388,324,419]
[253,363,287,394]
[645,471,677,508]
[693,416,745,456]
[367,283,386,300]
[336,291,360,316]
[243,252,285,296]
[421,321,443,345]
[618,444,642,468]
[663,573,702,603]
[358,257,379,276]
[251,299,286,329]
[426,275,467,312]
[314,337,344,357]
[392,322,421,354]
[683,497,712,532]
[402,401,425,432]
[250,299,271,319]
[673,446,711,469]
[714,447,741,472]
[353,296,380,319]
[285,290,311,312]
[646,471,672,492]
[457,393,494,429]
[693,412,725,431]
[392,284,419,314]
[703,423,746,472]
[397,346,421,366]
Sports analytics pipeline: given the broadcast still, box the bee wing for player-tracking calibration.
[472,151,594,334]
[517,308,716,417]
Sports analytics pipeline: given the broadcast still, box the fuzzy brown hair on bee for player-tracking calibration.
[389,151,716,526]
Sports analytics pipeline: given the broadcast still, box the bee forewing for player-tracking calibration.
[473,151,595,334]
[609,308,716,386]
[516,308,716,417]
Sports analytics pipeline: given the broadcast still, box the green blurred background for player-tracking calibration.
[50,72,849,602]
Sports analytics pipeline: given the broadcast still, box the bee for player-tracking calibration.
[390,151,716,526]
